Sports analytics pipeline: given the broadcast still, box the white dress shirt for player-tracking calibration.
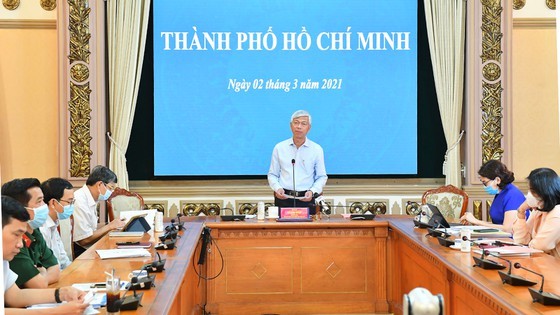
[72,184,99,245]
[3,260,18,292]
[268,137,327,194]
[39,216,72,269]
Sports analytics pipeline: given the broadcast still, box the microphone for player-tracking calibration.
[465,237,506,270]
[155,238,176,250]
[314,193,331,215]
[175,213,185,230]
[514,262,560,305]
[428,219,449,238]
[129,270,156,291]
[291,158,296,208]
[143,252,166,273]
[481,251,537,286]
[120,276,144,310]
[413,205,431,229]
[432,221,453,247]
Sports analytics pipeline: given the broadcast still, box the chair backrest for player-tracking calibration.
[58,217,74,261]
[107,187,145,222]
[421,184,468,219]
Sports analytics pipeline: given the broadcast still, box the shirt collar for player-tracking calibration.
[83,184,97,207]
[45,215,57,229]
[290,138,308,147]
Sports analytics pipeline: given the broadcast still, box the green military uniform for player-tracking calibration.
[9,229,58,287]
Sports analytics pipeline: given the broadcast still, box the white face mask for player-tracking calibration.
[526,191,542,209]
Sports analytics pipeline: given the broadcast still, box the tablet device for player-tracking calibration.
[122,214,151,232]
[426,203,462,228]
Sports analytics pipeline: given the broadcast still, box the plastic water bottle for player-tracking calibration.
[257,202,265,220]
[155,212,164,232]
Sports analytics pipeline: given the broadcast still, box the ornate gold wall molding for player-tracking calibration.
[67,0,93,177]
[2,0,19,10]
[513,0,525,10]
[0,19,55,29]
[480,0,504,163]
[40,0,56,11]
[546,0,556,10]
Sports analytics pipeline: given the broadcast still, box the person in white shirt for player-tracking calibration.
[39,178,74,269]
[268,110,328,214]
[72,165,125,257]
[2,195,88,314]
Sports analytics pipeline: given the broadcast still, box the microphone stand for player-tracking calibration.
[143,252,166,273]
[481,251,537,286]
[176,213,185,231]
[434,223,453,247]
[291,158,296,208]
[120,277,144,310]
[514,262,560,305]
[465,236,506,270]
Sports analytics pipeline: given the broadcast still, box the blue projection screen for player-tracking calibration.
[153,0,417,176]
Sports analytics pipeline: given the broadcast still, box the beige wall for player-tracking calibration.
[511,23,560,177]
[0,27,59,182]
[0,6,559,191]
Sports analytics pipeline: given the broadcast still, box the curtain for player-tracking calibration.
[424,0,466,187]
[107,0,151,189]
[557,6,560,142]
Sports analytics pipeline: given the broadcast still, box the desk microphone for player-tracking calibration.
[514,262,560,305]
[291,158,296,208]
[464,236,506,270]
[481,251,536,286]
[129,270,156,291]
[428,220,450,238]
[120,276,144,310]
[176,213,185,230]
[431,221,453,247]
[143,252,166,273]
[314,193,331,215]
[413,205,431,229]
[155,238,176,250]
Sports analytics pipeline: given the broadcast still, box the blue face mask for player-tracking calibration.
[98,184,113,201]
[28,204,49,229]
[56,203,74,221]
[483,180,499,195]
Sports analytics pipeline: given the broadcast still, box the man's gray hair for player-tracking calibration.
[291,110,312,124]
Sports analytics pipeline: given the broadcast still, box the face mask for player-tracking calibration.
[483,180,499,195]
[28,204,49,229]
[56,203,74,221]
[98,184,113,201]
[526,191,542,209]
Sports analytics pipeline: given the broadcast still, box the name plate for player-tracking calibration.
[280,207,309,219]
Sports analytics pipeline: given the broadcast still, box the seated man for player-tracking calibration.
[73,165,125,257]
[40,178,74,269]
[2,196,88,313]
[1,178,60,288]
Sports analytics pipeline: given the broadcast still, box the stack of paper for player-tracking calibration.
[436,226,512,238]
[95,248,151,259]
[473,246,543,257]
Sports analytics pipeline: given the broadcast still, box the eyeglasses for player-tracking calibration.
[291,121,309,127]
[481,180,491,187]
[58,199,75,206]
[103,182,117,191]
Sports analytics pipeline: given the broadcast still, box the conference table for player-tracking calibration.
[52,215,560,314]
